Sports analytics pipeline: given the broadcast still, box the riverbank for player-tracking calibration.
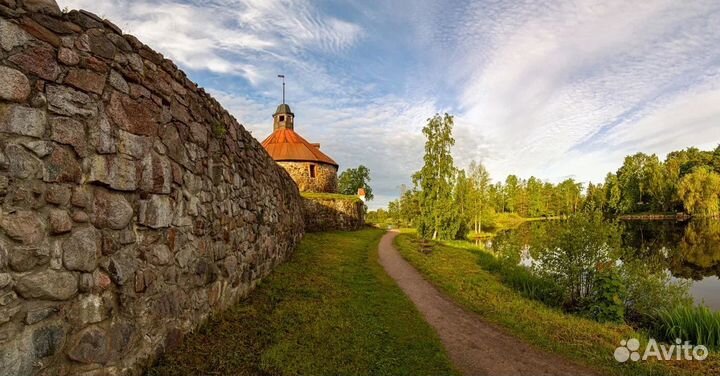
[380,231,599,375]
[468,213,562,239]
[149,229,457,375]
[469,211,716,239]
[394,231,720,376]
[618,212,692,221]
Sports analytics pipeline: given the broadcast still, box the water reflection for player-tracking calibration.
[487,218,720,310]
[623,219,720,281]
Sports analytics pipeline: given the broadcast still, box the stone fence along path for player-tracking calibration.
[0,1,305,375]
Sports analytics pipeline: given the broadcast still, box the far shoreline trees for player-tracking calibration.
[598,148,720,215]
[367,113,720,239]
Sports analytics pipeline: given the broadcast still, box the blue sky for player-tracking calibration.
[59,0,720,209]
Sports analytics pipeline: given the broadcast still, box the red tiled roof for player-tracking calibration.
[261,128,338,167]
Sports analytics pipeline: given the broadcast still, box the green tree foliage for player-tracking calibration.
[603,173,622,213]
[677,167,720,216]
[338,165,374,200]
[504,175,520,213]
[453,170,472,237]
[367,133,720,238]
[467,161,491,233]
[713,145,720,172]
[582,182,606,212]
[583,146,720,215]
[413,114,459,239]
[557,179,583,215]
[365,208,389,227]
[399,189,421,227]
[615,153,654,212]
[601,146,720,215]
[533,213,623,307]
[526,177,544,217]
[667,147,714,176]
[583,269,626,323]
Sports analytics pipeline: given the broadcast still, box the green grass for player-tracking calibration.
[394,233,720,376]
[148,229,458,376]
[470,246,565,307]
[301,192,363,202]
[655,306,720,351]
[468,213,561,238]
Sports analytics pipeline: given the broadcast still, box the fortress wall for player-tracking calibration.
[302,197,365,232]
[0,1,304,374]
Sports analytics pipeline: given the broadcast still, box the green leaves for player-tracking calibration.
[606,146,720,215]
[582,269,627,323]
[414,113,459,240]
[677,166,720,216]
[338,165,374,200]
[533,213,622,306]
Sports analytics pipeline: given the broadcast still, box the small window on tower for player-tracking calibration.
[279,115,285,122]
[309,164,316,178]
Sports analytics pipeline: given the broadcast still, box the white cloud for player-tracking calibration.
[602,86,720,157]
[443,0,720,184]
[212,89,438,209]
[56,0,720,209]
[58,0,363,85]
[57,0,423,209]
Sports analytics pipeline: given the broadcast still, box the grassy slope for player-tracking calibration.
[394,233,720,376]
[148,229,458,376]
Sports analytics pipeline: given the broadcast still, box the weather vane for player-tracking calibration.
[277,74,285,104]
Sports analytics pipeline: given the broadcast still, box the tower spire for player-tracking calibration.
[277,74,285,104]
[272,76,294,131]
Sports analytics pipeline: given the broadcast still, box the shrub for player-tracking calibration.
[580,268,626,323]
[621,262,692,328]
[533,213,622,306]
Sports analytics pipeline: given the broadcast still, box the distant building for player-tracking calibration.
[261,103,338,193]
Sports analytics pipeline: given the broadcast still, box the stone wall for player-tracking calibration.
[302,197,364,232]
[0,1,305,375]
[278,161,338,193]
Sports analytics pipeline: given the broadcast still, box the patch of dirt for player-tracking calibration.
[378,231,600,376]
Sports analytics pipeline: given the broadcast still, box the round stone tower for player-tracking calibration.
[261,104,339,193]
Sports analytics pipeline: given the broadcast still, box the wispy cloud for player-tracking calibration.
[444,0,720,183]
[60,0,363,85]
[212,88,438,203]
[58,0,720,209]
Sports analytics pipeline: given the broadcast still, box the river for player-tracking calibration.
[481,218,720,311]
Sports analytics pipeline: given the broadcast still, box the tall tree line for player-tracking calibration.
[369,113,720,239]
[381,166,586,237]
[381,114,587,239]
[591,147,720,216]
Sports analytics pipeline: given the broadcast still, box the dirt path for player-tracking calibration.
[377,231,600,376]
